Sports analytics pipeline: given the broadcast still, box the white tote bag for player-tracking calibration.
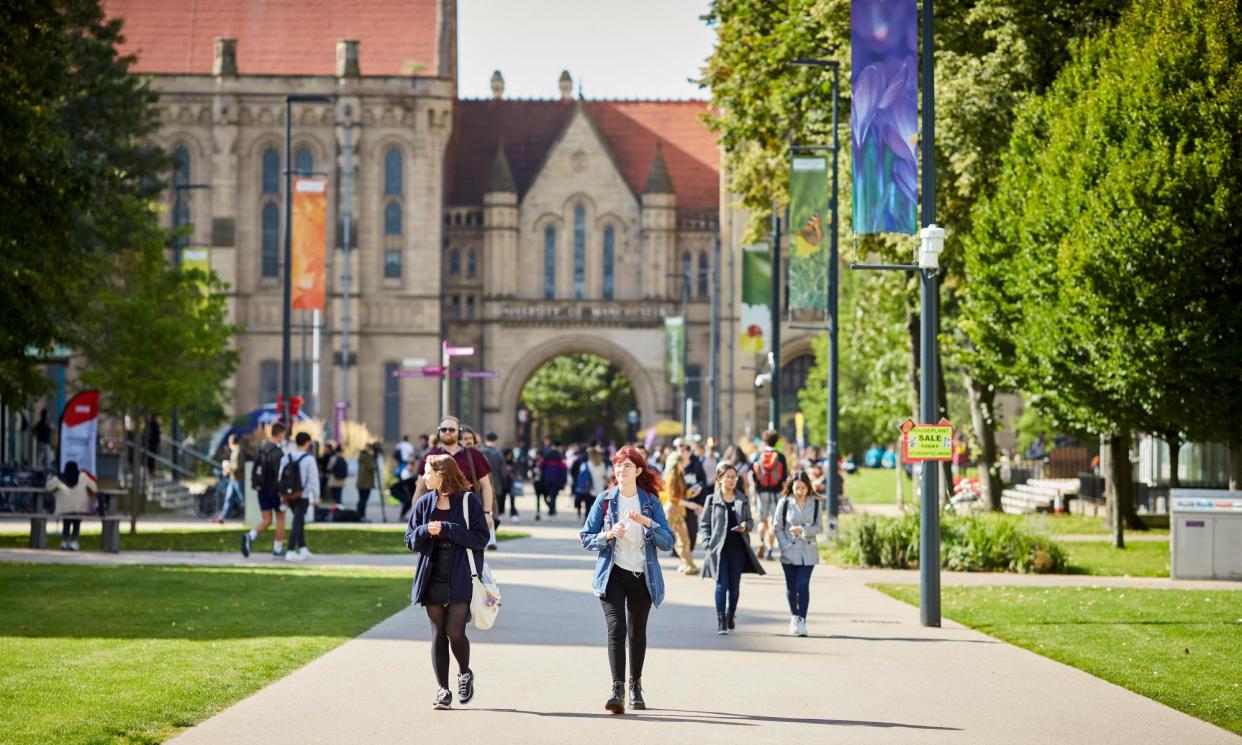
[463,494,501,630]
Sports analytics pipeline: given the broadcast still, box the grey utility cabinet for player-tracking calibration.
[1170,489,1242,580]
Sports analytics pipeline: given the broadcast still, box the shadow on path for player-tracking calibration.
[463,707,962,731]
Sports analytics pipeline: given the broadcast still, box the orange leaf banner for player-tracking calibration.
[291,177,327,310]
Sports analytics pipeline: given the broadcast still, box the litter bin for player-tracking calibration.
[1170,489,1242,580]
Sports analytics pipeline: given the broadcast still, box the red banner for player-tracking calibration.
[291,177,327,310]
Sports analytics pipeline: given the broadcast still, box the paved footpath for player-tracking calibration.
[5,519,1236,744]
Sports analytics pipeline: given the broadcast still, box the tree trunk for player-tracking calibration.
[1166,433,1180,489]
[937,361,952,507]
[1230,440,1241,491]
[129,420,149,535]
[906,302,921,419]
[1106,433,1128,548]
[965,371,1003,511]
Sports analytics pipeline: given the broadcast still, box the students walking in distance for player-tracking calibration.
[574,447,611,520]
[701,462,765,634]
[279,432,319,561]
[749,429,789,560]
[47,461,96,550]
[580,445,675,714]
[209,460,244,523]
[478,432,508,534]
[355,442,379,520]
[405,454,491,710]
[774,469,822,636]
[412,417,497,551]
[660,466,700,575]
[243,423,288,558]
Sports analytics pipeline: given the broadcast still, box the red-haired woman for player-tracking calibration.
[405,454,491,710]
[580,444,675,714]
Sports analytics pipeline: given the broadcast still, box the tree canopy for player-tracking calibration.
[520,354,637,444]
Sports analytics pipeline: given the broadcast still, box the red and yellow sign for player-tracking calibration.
[900,418,955,462]
[291,177,327,310]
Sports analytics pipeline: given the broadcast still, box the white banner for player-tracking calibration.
[59,390,100,476]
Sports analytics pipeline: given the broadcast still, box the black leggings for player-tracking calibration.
[426,602,470,688]
[600,566,652,683]
[286,498,308,550]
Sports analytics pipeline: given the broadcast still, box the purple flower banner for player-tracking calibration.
[851,0,918,234]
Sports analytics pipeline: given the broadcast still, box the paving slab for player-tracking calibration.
[160,523,1239,745]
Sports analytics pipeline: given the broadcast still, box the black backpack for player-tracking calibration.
[331,454,348,480]
[252,442,283,491]
[279,453,310,498]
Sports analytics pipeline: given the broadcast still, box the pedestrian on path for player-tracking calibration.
[748,429,788,560]
[405,454,491,710]
[413,417,497,551]
[242,423,288,558]
[355,442,380,519]
[281,432,319,561]
[209,460,244,523]
[659,465,700,575]
[580,444,675,714]
[701,462,765,635]
[773,469,822,637]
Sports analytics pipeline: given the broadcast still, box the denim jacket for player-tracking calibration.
[580,486,675,607]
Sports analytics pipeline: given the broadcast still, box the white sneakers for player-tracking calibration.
[300,546,313,558]
[285,550,303,562]
[789,616,809,637]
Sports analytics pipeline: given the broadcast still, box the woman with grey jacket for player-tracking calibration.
[700,462,765,635]
[773,469,822,637]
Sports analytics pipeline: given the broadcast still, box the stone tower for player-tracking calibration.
[483,144,518,297]
[640,143,676,299]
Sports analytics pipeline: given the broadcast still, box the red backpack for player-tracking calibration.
[753,451,786,492]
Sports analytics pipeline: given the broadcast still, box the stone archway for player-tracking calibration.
[493,333,662,445]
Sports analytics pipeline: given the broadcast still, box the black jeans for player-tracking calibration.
[287,498,308,550]
[61,518,82,540]
[426,602,470,688]
[356,488,372,516]
[600,566,652,683]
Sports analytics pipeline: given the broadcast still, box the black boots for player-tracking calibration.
[717,613,728,635]
[605,680,625,714]
[628,677,646,710]
[726,613,736,631]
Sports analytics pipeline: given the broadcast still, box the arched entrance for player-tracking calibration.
[494,334,662,447]
[520,353,638,444]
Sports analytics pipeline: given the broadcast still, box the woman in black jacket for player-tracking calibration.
[405,454,491,710]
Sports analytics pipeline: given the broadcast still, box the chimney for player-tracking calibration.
[336,39,360,78]
[213,38,237,76]
[490,70,505,100]
[558,70,573,101]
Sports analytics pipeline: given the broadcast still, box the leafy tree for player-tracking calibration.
[0,0,167,403]
[964,0,1242,545]
[520,354,637,444]
[76,233,240,531]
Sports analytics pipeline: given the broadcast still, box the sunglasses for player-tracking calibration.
[438,427,458,433]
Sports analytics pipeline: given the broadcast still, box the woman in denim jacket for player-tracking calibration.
[580,445,675,715]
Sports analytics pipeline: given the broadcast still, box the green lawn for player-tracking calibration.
[873,583,1242,735]
[0,526,528,553]
[0,563,411,744]
[844,467,912,504]
[1064,539,1171,577]
[1018,513,1169,536]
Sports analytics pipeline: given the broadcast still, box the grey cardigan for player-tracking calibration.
[773,496,822,565]
[700,491,766,579]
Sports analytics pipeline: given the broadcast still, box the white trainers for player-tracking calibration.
[788,616,800,635]
[285,550,303,562]
[796,617,809,637]
[299,546,313,558]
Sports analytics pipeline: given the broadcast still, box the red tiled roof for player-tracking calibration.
[447,99,719,210]
[102,0,441,77]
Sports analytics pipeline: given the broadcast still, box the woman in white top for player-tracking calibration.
[773,469,822,636]
[47,461,97,551]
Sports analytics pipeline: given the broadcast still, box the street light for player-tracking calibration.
[281,94,333,425]
[789,56,842,521]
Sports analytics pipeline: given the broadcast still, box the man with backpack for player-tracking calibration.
[748,429,788,560]
[242,423,289,558]
[280,431,319,561]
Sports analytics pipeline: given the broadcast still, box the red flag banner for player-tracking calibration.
[291,177,327,310]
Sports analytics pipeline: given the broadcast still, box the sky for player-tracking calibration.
[458,0,716,100]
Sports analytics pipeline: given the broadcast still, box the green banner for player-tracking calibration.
[789,156,830,323]
[665,316,685,386]
[740,243,771,356]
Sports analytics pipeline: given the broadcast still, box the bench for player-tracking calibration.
[1,513,126,552]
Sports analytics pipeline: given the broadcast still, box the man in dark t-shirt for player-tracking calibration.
[412,416,496,549]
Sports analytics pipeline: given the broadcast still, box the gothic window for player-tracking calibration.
[681,251,691,295]
[261,203,280,278]
[295,146,314,175]
[262,147,280,194]
[572,203,586,300]
[698,251,709,298]
[384,148,403,196]
[384,248,402,279]
[602,226,615,300]
[259,360,278,407]
[544,225,556,300]
[384,201,402,236]
[450,295,461,317]
[449,249,461,276]
[466,296,475,318]
[383,362,401,441]
[466,249,477,278]
[172,146,190,187]
[172,146,191,235]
